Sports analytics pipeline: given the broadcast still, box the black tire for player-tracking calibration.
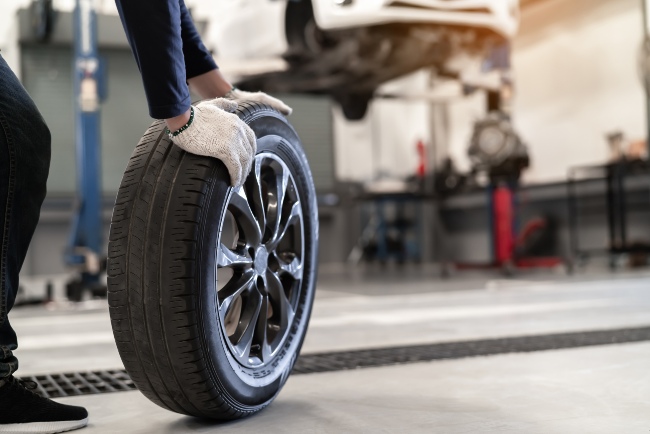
[334,93,373,121]
[107,102,319,420]
[285,0,324,58]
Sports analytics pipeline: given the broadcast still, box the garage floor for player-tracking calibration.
[10,270,650,433]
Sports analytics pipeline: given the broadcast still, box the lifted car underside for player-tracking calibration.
[237,1,507,120]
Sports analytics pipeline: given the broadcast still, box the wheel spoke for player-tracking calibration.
[266,271,295,334]
[268,201,301,251]
[229,189,262,247]
[253,295,273,363]
[233,290,263,361]
[219,270,255,314]
[267,165,290,243]
[278,256,303,280]
[217,243,253,269]
[246,158,267,240]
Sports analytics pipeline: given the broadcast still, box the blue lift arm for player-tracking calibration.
[65,0,106,294]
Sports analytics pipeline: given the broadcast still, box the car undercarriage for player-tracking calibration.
[237,3,508,120]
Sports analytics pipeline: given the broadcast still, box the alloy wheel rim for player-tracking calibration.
[217,152,305,368]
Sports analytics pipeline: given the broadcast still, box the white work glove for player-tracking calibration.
[169,98,256,188]
[226,87,293,116]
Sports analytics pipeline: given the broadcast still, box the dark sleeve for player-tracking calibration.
[114,0,218,119]
[179,0,218,80]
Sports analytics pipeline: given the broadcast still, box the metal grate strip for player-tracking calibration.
[19,326,650,398]
[20,370,136,399]
[292,326,650,374]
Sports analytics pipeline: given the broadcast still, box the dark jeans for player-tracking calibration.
[0,54,51,378]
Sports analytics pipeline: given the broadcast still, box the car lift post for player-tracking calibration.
[65,0,105,301]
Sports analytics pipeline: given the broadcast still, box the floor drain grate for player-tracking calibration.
[292,326,650,374]
[20,326,650,398]
[20,370,136,399]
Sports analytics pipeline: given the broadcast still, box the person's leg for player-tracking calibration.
[0,54,51,380]
[0,54,89,433]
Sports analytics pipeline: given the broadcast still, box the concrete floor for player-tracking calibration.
[60,343,650,434]
[9,270,650,432]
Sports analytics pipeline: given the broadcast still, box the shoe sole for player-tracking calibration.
[0,417,88,433]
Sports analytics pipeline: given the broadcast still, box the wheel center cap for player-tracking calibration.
[254,246,269,275]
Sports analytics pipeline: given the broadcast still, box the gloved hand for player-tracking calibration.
[169,98,256,188]
[226,87,293,116]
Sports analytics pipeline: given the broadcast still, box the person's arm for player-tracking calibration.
[167,68,237,134]
[165,109,192,132]
[166,0,229,131]
[114,0,219,120]
[114,0,255,188]
[114,0,289,187]
[188,69,233,100]
[178,0,293,115]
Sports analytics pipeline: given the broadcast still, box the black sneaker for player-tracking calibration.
[0,376,88,433]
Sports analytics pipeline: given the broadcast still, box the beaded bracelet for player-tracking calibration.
[166,106,195,138]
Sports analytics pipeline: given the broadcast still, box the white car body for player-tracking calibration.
[211,0,518,61]
[311,0,519,37]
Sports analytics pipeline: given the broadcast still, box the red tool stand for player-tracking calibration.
[450,75,564,275]
[456,182,563,275]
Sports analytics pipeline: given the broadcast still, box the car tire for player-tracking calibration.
[107,102,319,420]
[285,0,326,58]
[335,92,373,121]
